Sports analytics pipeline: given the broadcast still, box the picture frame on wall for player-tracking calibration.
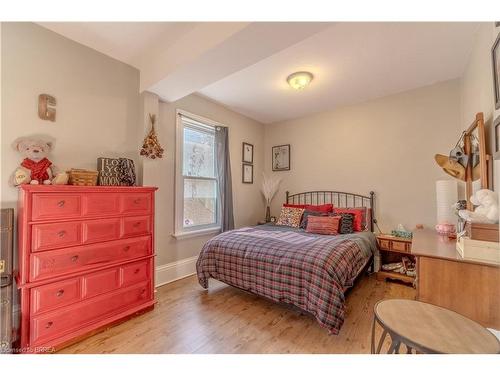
[495,115,500,153]
[492,32,500,109]
[272,144,290,171]
[242,163,253,184]
[242,142,254,164]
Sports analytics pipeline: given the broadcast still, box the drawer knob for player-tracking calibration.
[133,198,141,204]
[123,245,131,252]
[45,321,53,329]
[134,268,140,274]
[56,289,65,297]
[71,255,79,262]
[57,200,65,207]
[57,230,66,238]
[141,288,146,294]
[133,222,141,228]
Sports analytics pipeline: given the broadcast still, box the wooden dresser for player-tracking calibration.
[16,185,157,352]
[412,229,500,329]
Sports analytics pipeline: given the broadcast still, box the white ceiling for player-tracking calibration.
[38,22,481,124]
[38,22,198,69]
[199,22,481,123]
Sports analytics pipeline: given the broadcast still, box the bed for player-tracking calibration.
[196,190,378,334]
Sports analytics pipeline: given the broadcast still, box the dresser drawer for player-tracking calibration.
[121,259,150,287]
[83,193,120,216]
[31,194,82,221]
[391,240,410,253]
[30,281,151,346]
[83,218,121,244]
[31,277,82,315]
[123,216,151,237]
[32,222,82,252]
[121,193,151,214]
[378,239,391,250]
[83,267,120,299]
[30,236,151,282]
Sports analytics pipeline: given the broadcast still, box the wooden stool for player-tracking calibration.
[371,299,500,354]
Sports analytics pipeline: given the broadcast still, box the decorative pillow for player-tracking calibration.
[305,203,334,213]
[283,203,307,209]
[337,213,355,234]
[332,208,366,231]
[276,207,305,227]
[305,215,341,235]
[300,210,328,229]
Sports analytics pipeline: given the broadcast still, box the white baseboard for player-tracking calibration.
[155,256,198,287]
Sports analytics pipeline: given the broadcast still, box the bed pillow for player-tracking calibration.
[336,213,355,234]
[276,206,305,227]
[305,203,334,213]
[283,203,307,209]
[299,210,329,229]
[332,208,366,231]
[305,215,341,235]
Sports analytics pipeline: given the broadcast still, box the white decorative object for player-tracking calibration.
[261,173,281,222]
[458,189,499,224]
[436,180,458,225]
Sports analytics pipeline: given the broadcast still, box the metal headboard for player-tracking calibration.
[285,190,376,232]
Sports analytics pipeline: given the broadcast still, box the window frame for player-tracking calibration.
[174,109,223,238]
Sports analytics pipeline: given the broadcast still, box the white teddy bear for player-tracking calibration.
[458,189,499,224]
[10,136,68,186]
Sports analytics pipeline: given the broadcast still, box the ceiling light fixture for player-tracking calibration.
[287,71,314,90]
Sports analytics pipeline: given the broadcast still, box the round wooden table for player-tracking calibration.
[371,299,500,354]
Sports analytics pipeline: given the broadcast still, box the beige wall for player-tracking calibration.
[460,23,499,156]
[1,23,141,209]
[264,79,462,232]
[143,93,265,266]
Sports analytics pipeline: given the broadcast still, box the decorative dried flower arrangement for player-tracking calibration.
[140,113,164,159]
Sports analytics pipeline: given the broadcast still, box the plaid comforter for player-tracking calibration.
[196,225,375,334]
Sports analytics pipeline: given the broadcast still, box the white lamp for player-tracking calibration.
[436,180,458,225]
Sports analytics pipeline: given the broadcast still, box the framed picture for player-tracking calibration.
[272,144,290,171]
[242,142,253,164]
[242,164,253,184]
[492,32,500,110]
[495,115,500,153]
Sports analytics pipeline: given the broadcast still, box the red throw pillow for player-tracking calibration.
[332,208,365,231]
[305,215,341,235]
[305,203,334,213]
[283,203,307,209]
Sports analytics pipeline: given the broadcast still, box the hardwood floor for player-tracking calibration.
[60,274,415,354]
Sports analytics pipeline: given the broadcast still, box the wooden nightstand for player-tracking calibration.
[376,234,415,285]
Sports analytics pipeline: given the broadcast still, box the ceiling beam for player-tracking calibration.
[145,22,331,102]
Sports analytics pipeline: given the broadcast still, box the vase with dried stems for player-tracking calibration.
[261,173,281,222]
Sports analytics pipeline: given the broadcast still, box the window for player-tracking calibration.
[175,110,221,237]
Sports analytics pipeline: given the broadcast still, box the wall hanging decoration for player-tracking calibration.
[272,144,290,171]
[242,142,254,164]
[38,94,56,122]
[140,113,164,159]
[242,164,253,184]
[97,157,136,186]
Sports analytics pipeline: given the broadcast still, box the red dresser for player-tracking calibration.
[16,185,157,352]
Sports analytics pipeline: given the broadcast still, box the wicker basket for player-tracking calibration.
[67,169,99,186]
